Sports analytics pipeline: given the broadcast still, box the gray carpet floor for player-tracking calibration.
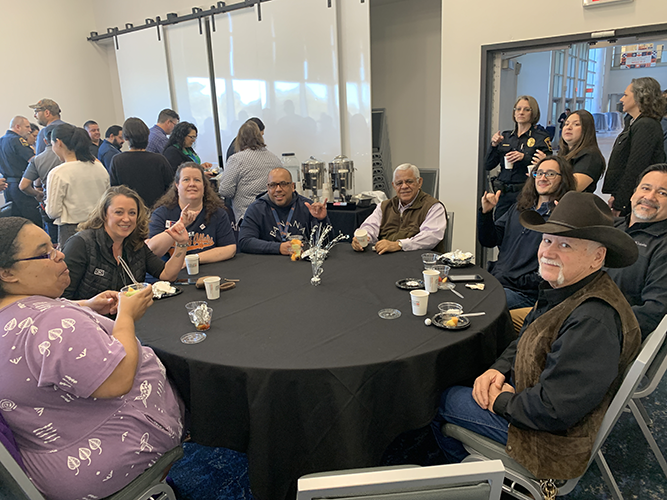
[168,374,667,499]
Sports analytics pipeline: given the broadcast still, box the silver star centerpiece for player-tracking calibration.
[301,224,349,286]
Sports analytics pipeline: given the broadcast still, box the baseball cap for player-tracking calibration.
[28,99,61,115]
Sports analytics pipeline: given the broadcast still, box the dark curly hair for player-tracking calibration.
[516,156,576,212]
[0,217,33,298]
[152,162,224,225]
[631,77,666,120]
[78,186,150,251]
[164,121,197,150]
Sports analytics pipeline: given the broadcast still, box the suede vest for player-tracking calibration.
[378,191,444,252]
[506,272,640,479]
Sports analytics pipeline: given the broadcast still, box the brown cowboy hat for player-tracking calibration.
[519,191,637,268]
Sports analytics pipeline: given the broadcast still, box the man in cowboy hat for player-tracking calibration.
[432,191,641,480]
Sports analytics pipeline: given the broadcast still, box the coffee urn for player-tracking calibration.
[329,155,355,202]
[301,157,326,202]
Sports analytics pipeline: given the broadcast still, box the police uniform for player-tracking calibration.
[484,124,552,220]
[0,130,41,225]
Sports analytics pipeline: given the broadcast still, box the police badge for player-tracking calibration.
[527,137,536,148]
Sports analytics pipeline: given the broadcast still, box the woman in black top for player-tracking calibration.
[484,95,552,220]
[603,77,666,216]
[536,110,605,193]
[162,121,213,174]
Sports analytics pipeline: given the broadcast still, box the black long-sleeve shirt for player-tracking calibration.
[492,271,622,433]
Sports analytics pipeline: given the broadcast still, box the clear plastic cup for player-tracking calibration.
[120,282,150,297]
[185,301,208,312]
[421,252,438,269]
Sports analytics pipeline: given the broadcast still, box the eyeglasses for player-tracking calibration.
[16,247,59,263]
[186,134,197,140]
[514,107,532,113]
[267,181,292,190]
[531,170,562,179]
[394,179,417,187]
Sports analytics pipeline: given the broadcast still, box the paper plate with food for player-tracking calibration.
[439,249,474,267]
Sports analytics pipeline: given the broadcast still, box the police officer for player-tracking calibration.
[484,95,552,220]
[0,116,41,225]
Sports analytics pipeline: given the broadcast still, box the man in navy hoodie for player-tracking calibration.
[239,167,329,255]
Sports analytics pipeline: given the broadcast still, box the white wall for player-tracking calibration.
[370,0,441,173]
[0,1,119,136]
[440,0,667,253]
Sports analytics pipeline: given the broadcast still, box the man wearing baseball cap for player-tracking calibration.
[29,99,65,155]
[432,191,641,481]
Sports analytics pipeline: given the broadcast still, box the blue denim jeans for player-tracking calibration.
[431,386,510,463]
[504,288,536,310]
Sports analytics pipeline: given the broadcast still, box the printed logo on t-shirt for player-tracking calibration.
[94,268,105,277]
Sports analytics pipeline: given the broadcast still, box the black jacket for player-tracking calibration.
[478,202,550,299]
[62,227,165,300]
[163,145,194,175]
[606,216,667,339]
[603,115,666,214]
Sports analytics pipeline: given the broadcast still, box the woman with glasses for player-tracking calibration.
[603,77,666,216]
[162,121,213,175]
[147,163,236,264]
[61,186,189,300]
[534,109,605,194]
[219,120,282,225]
[478,156,576,309]
[45,124,110,247]
[484,95,553,220]
[0,216,185,500]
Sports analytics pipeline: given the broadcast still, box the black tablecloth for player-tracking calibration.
[327,204,376,238]
[135,246,514,500]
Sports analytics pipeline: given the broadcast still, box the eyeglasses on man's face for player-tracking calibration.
[16,247,59,263]
[267,181,292,190]
[532,170,561,179]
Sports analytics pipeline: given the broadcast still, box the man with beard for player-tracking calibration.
[432,191,640,482]
[606,163,667,338]
[29,99,65,155]
[84,120,102,157]
[97,125,125,171]
[478,156,576,309]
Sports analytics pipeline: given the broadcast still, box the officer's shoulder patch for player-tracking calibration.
[19,137,30,147]
[544,136,553,151]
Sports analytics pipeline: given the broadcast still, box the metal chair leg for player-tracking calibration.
[629,400,667,478]
[594,451,623,500]
[632,398,653,427]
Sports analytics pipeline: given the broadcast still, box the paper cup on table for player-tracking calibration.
[203,276,221,300]
[504,156,514,170]
[354,228,369,248]
[423,269,440,293]
[410,290,429,316]
[185,254,199,275]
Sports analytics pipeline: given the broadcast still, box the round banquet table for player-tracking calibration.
[135,245,515,500]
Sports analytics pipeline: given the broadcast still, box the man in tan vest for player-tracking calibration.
[431,192,641,480]
[351,163,446,254]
